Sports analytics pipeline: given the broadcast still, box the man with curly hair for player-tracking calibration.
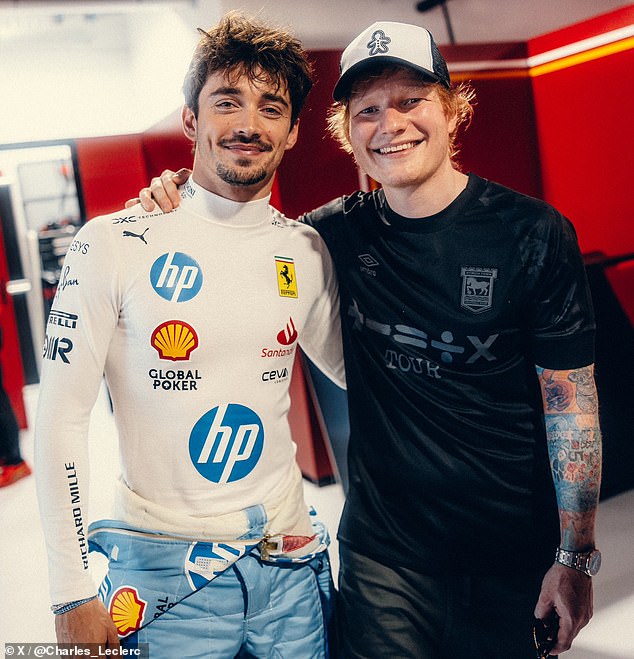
[35,13,343,655]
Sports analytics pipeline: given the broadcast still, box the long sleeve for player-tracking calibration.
[35,217,119,603]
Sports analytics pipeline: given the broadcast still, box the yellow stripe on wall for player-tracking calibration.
[529,36,634,77]
[449,36,634,82]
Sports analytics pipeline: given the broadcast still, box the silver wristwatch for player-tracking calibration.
[555,547,601,577]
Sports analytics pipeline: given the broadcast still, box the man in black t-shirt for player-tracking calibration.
[131,20,602,659]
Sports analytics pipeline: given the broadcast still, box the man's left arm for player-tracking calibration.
[534,364,602,655]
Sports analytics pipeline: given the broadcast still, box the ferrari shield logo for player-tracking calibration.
[275,256,298,298]
[461,267,497,313]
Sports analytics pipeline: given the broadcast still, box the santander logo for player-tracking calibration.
[276,317,298,346]
[261,318,297,359]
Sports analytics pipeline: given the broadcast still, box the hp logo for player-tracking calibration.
[150,252,203,303]
[189,404,264,483]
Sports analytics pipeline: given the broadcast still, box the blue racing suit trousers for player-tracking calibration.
[90,521,334,659]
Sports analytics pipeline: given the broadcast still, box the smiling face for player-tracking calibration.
[348,68,457,197]
[182,68,299,202]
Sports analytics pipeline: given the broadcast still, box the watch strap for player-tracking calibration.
[554,547,600,576]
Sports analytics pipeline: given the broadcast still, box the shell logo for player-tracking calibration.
[109,586,146,636]
[151,320,199,361]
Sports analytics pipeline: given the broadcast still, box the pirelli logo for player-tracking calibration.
[275,256,298,298]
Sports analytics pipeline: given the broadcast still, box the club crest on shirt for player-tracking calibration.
[275,256,298,298]
[460,266,498,313]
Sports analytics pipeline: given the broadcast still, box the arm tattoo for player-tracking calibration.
[536,365,602,549]
[569,367,599,413]
[540,365,598,414]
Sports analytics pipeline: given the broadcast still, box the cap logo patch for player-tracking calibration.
[367,30,391,56]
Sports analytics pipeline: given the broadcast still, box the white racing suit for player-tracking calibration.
[35,179,344,656]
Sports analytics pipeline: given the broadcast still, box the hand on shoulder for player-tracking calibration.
[125,168,192,212]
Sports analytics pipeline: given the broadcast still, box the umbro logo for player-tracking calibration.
[358,253,379,278]
[358,254,379,267]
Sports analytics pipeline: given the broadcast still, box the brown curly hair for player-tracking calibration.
[183,11,313,126]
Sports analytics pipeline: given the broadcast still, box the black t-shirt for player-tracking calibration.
[303,174,595,575]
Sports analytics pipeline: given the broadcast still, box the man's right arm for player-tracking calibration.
[35,218,120,642]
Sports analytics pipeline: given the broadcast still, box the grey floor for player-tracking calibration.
[1,383,632,657]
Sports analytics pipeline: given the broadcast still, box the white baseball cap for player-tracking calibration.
[333,21,451,101]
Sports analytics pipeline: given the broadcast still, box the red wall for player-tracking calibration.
[529,5,634,257]
[437,42,542,198]
[0,224,28,428]
[141,110,194,183]
[276,50,361,218]
[75,134,149,218]
[454,74,541,198]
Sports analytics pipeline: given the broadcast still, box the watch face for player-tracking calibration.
[587,549,602,576]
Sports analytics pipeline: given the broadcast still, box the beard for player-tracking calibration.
[214,135,273,187]
[215,161,268,187]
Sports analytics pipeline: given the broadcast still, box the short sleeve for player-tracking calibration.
[527,212,595,369]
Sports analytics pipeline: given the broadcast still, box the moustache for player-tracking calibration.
[220,136,273,152]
